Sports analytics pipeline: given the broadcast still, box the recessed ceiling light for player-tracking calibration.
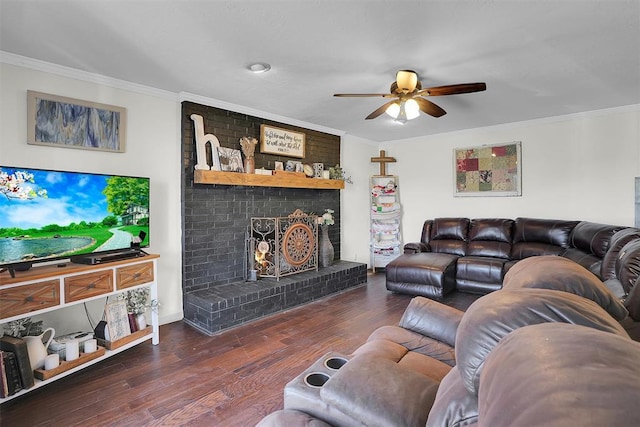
[247,62,271,73]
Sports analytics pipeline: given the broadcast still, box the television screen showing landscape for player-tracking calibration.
[0,166,149,266]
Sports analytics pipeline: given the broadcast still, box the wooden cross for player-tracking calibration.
[371,150,396,176]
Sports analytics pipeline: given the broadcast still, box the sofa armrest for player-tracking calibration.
[399,297,464,347]
[404,242,429,254]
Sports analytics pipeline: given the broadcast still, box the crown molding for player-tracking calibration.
[388,103,640,145]
[1,51,177,101]
[179,92,346,137]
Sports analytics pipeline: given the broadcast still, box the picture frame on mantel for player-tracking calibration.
[27,90,126,153]
[260,124,305,158]
[454,141,522,197]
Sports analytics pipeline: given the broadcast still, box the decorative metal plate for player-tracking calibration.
[282,222,314,266]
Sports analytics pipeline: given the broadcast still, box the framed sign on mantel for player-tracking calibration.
[260,124,305,158]
[454,141,522,197]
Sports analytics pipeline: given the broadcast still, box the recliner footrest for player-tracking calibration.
[385,253,458,298]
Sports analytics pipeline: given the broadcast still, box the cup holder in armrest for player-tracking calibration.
[324,356,348,370]
[304,372,330,388]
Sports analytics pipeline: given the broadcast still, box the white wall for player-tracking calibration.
[340,134,379,265]
[340,107,640,267]
[4,56,639,331]
[0,61,183,332]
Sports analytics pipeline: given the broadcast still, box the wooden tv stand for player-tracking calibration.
[0,254,159,403]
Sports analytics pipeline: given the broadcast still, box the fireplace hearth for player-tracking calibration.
[183,261,367,335]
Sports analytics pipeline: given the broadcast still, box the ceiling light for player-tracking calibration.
[385,99,420,124]
[247,62,271,73]
[385,102,400,118]
[396,70,418,93]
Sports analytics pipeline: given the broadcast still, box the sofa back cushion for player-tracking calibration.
[511,217,579,259]
[569,221,624,258]
[455,288,628,397]
[428,218,470,256]
[479,324,640,427]
[466,218,514,259]
[503,255,628,320]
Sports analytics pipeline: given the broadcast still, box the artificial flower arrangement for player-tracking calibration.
[123,287,151,315]
[318,209,335,226]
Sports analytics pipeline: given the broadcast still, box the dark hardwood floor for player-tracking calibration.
[0,272,478,426]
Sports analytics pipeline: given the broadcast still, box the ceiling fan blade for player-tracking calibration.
[334,93,394,98]
[365,100,398,120]
[415,97,447,117]
[421,82,487,97]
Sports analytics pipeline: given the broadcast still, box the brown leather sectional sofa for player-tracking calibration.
[258,256,640,426]
[385,217,640,320]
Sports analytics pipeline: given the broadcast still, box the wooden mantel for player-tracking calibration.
[194,170,345,190]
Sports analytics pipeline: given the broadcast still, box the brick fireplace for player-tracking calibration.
[180,102,366,335]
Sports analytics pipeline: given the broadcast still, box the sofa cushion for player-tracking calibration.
[479,324,640,427]
[502,255,628,320]
[560,248,602,277]
[367,325,457,366]
[511,217,579,260]
[455,288,629,397]
[512,217,579,247]
[466,218,513,259]
[426,366,479,427]
[352,338,452,382]
[320,354,439,427]
[456,256,506,293]
[569,221,624,258]
[429,218,470,256]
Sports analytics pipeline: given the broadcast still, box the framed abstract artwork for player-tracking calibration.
[27,90,126,152]
[454,141,522,197]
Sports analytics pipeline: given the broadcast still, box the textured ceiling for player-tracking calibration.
[1,0,639,141]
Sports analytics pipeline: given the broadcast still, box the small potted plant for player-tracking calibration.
[123,288,151,330]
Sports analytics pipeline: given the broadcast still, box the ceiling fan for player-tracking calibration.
[333,70,486,123]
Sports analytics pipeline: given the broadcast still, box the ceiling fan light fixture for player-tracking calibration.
[385,102,400,118]
[405,98,420,120]
[396,70,418,92]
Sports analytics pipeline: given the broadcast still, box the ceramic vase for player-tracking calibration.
[319,224,334,267]
[136,313,147,330]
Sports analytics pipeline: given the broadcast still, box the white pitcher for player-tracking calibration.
[23,327,55,370]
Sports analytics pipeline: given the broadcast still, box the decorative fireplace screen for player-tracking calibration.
[249,209,318,280]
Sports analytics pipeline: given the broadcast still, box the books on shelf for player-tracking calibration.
[0,335,34,391]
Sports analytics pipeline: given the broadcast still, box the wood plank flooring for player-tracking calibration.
[0,272,477,426]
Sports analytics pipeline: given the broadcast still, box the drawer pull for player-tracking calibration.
[25,296,34,302]
[88,282,97,289]
[133,273,141,279]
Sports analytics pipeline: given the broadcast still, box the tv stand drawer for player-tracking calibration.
[64,271,113,303]
[0,280,60,318]
[116,261,154,290]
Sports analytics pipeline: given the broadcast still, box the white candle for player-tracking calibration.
[44,353,59,370]
[65,340,79,361]
[83,339,97,353]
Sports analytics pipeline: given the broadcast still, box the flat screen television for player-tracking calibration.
[0,166,149,272]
